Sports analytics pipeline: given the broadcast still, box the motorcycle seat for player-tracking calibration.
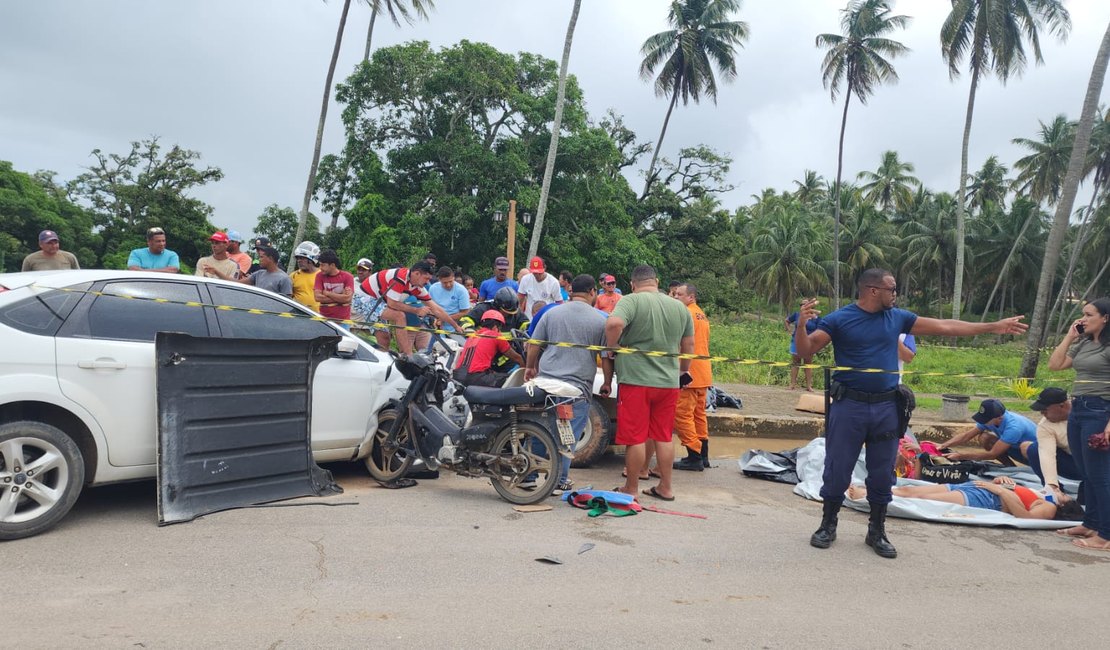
[464,385,549,406]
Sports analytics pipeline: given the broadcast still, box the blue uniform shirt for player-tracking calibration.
[817,304,917,392]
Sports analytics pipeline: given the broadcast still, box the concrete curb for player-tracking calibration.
[707,410,968,442]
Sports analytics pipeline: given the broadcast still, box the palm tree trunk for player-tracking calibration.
[952,70,979,322]
[641,86,680,200]
[290,0,352,271]
[1048,187,1101,329]
[1021,20,1110,377]
[527,0,581,261]
[831,89,851,310]
[364,5,378,61]
[979,210,1036,321]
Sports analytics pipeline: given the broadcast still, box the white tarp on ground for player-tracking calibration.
[747,437,1081,530]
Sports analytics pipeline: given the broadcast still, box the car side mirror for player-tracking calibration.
[337,337,359,359]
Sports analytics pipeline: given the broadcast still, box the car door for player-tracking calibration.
[55,280,214,467]
[206,284,373,452]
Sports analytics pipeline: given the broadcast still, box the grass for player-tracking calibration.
[709,317,1066,399]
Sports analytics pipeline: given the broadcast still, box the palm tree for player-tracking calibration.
[639,0,749,199]
[977,198,1047,320]
[362,0,434,61]
[857,149,920,214]
[741,204,830,311]
[792,169,827,206]
[1021,19,1110,378]
[527,0,583,261]
[966,155,1011,212]
[1012,114,1076,205]
[291,0,353,270]
[1049,109,1110,333]
[940,0,1071,321]
[816,0,910,308]
[900,192,958,316]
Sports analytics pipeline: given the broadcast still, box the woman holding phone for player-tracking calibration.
[1048,298,1110,550]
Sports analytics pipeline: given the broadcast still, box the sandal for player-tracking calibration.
[376,478,418,489]
[641,486,675,502]
[621,470,651,480]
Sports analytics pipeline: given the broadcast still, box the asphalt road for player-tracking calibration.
[8,452,1110,648]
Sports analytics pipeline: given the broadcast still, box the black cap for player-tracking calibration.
[972,399,1006,425]
[1030,387,1068,412]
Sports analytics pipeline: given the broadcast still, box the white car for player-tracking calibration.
[0,270,408,540]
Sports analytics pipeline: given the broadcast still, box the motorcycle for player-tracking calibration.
[366,353,578,504]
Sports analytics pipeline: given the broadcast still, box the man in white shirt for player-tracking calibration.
[517,256,563,317]
[1028,387,1081,502]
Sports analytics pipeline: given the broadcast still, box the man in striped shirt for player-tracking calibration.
[361,260,461,353]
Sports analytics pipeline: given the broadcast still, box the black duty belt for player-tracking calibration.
[833,382,898,404]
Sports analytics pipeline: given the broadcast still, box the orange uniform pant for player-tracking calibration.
[674,387,708,452]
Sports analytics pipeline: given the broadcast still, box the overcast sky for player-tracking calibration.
[2,0,1108,240]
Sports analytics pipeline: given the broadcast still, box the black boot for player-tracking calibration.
[700,438,710,468]
[673,446,704,471]
[864,503,898,559]
[810,500,839,549]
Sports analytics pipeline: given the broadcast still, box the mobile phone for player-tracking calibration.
[1077,323,1086,334]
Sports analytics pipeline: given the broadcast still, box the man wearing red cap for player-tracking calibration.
[596,275,622,314]
[22,230,80,271]
[195,231,240,280]
[517,256,562,318]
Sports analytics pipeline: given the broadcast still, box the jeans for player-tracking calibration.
[558,398,590,484]
[1068,396,1110,537]
[1023,441,1082,485]
[820,398,900,506]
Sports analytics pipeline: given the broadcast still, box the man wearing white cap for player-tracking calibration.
[22,230,80,271]
[225,230,252,276]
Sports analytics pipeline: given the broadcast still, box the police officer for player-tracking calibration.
[794,268,1028,559]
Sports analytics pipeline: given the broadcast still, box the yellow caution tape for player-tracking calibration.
[36,283,1064,384]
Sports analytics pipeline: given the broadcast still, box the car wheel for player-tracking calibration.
[0,421,85,541]
[571,398,612,468]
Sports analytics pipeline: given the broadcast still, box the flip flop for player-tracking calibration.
[648,470,663,480]
[1055,527,1095,539]
[1072,538,1110,551]
[641,486,675,502]
[621,471,651,480]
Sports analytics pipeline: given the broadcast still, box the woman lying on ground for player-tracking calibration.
[846,476,1083,521]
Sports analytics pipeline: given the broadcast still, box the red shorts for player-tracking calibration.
[615,384,680,446]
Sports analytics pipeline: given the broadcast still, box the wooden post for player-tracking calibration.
[507,199,517,277]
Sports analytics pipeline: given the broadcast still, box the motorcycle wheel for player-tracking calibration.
[570,398,612,468]
[364,409,414,483]
[488,422,559,505]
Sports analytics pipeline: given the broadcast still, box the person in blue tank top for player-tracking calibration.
[794,268,1029,559]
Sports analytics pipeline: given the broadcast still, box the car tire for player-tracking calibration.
[571,398,612,468]
[0,421,85,541]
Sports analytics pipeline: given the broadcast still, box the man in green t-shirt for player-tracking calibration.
[602,264,694,502]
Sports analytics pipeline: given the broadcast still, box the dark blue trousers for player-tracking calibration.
[1069,396,1110,538]
[820,398,900,506]
[1024,441,1082,485]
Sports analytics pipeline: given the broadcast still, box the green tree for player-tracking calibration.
[639,0,749,199]
[740,194,830,311]
[1022,19,1110,377]
[528,0,583,260]
[0,162,99,271]
[1012,114,1076,205]
[254,204,323,264]
[857,149,920,213]
[899,192,958,316]
[68,138,223,269]
[816,0,910,308]
[792,170,827,206]
[941,0,1071,321]
[966,155,1011,211]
